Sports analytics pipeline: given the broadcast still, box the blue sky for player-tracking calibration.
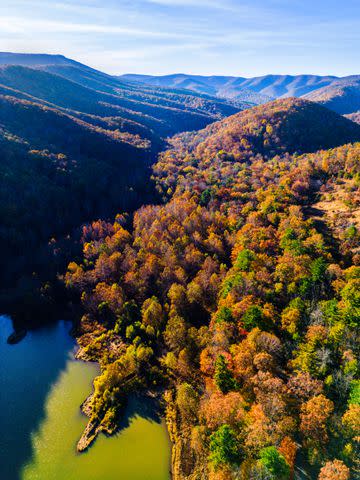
[0,0,359,77]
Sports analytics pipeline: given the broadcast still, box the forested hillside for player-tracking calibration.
[65,98,360,479]
[0,54,242,319]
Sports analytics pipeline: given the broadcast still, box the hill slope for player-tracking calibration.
[154,98,360,201]
[156,97,360,170]
[0,95,153,313]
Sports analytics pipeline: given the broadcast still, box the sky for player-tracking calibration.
[0,0,359,77]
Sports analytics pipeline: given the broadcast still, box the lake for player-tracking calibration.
[0,315,171,480]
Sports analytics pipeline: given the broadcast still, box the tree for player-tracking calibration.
[141,296,164,330]
[215,306,235,324]
[310,257,328,283]
[278,437,297,479]
[342,404,360,437]
[341,278,360,326]
[214,355,236,393]
[348,380,360,405]
[202,391,246,430]
[281,306,301,336]
[318,460,350,480]
[209,424,239,468]
[258,446,290,479]
[200,188,212,206]
[287,372,323,401]
[242,306,267,331]
[235,249,255,272]
[300,395,334,446]
[164,314,187,354]
[176,383,199,424]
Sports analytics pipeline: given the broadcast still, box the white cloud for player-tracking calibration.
[146,0,234,9]
[0,15,201,39]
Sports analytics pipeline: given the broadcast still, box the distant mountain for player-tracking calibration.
[120,73,343,104]
[121,73,360,115]
[236,74,338,98]
[0,52,243,315]
[303,77,360,114]
[121,73,272,105]
[112,73,235,96]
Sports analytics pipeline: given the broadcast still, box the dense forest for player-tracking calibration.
[0,55,242,319]
[65,98,360,479]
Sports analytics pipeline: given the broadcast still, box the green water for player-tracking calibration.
[0,316,170,480]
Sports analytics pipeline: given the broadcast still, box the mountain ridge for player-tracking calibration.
[121,72,360,114]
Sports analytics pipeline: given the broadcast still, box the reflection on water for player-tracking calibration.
[0,316,170,480]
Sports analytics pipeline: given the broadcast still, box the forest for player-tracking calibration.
[65,98,360,479]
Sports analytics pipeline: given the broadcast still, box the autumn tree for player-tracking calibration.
[318,460,350,480]
[300,394,334,453]
[176,383,199,424]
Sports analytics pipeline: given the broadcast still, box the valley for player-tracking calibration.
[0,53,241,321]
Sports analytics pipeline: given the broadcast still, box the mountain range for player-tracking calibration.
[121,72,360,114]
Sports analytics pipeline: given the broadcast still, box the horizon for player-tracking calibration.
[1,51,359,80]
[0,0,359,77]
